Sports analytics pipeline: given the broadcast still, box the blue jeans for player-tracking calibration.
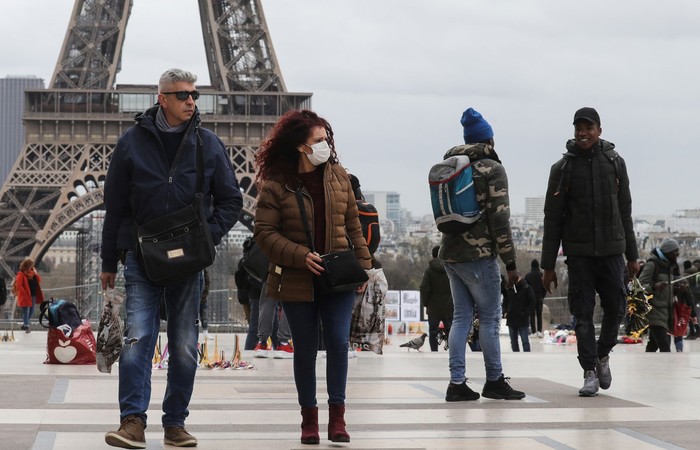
[244,295,260,350]
[444,257,503,383]
[281,290,355,408]
[508,325,531,352]
[119,251,200,427]
[22,303,35,327]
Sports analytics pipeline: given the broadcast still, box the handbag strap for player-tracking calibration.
[169,126,205,195]
[294,186,316,253]
[294,185,354,255]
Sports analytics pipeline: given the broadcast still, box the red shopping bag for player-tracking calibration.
[45,321,96,364]
[673,302,692,337]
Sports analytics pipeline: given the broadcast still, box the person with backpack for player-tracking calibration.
[638,238,681,352]
[541,107,639,397]
[440,107,526,402]
[14,258,44,333]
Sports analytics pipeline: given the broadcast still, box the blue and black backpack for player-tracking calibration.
[429,155,482,234]
[39,298,82,330]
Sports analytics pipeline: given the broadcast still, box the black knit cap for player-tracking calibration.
[573,107,601,126]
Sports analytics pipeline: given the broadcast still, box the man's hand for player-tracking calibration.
[100,272,116,290]
[627,260,640,279]
[506,269,520,289]
[543,269,558,294]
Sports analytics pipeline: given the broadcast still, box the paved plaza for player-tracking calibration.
[1,328,699,450]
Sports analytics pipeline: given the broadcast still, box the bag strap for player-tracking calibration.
[294,185,354,255]
[294,186,316,253]
[168,126,205,195]
[39,298,53,328]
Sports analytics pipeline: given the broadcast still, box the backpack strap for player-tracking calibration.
[601,149,621,190]
[38,299,52,328]
[553,156,572,197]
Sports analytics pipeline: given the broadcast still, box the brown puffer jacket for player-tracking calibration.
[254,163,372,302]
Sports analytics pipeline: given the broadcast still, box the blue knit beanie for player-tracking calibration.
[461,108,494,144]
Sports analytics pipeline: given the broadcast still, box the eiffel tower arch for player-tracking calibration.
[0,0,311,281]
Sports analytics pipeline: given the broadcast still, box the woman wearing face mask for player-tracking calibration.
[254,109,371,445]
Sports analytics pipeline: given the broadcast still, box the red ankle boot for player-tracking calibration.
[300,406,319,444]
[328,403,350,442]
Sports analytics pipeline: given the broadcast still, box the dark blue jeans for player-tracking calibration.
[281,289,355,408]
[119,251,200,427]
[566,255,626,371]
[508,325,531,352]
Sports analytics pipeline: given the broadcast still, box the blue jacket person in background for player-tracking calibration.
[100,68,242,449]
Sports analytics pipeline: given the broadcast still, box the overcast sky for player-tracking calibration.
[2,0,699,217]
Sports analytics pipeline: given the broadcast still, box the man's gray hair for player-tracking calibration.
[158,68,197,91]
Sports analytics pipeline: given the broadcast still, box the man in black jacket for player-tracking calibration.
[101,68,242,448]
[541,107,638,397]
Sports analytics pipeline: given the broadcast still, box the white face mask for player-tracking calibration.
[305,140,331,166]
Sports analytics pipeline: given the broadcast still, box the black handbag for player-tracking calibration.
[135,130,215,286]
[294,187,368,294]
[241,239,270,283]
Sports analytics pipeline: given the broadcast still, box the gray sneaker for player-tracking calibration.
[578,370,599,397]
[596,356,612,390]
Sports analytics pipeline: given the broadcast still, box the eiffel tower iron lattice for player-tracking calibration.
[0,0,311,281]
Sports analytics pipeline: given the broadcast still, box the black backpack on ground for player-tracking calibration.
[39,298,83,330]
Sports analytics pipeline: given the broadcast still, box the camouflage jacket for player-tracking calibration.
[438,144,517,269]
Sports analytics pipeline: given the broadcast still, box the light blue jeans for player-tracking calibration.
[119,251,200,427]
[444,257,503,383]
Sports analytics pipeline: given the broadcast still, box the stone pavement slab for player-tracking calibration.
[1,330,698,450]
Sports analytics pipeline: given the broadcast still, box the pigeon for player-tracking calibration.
[400,333,428,351]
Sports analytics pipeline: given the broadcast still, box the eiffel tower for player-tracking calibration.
[0,0,311,281]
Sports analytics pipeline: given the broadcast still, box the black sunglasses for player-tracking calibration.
[162,90,200,101]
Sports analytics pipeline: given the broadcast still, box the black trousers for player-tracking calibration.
[645,325,671,352]
[428,315,451,351]
[566,255,626,371]
[530,298,544,333]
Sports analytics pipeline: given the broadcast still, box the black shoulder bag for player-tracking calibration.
[135,130,216,286]
[294,187,368,294]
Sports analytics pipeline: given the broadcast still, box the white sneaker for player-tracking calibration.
[536,331,543,338]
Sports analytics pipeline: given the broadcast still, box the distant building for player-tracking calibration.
[364,191,401,235]
[0,75,45,184]
[524,196,545,227]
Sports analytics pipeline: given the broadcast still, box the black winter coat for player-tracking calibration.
[541,139,638,270]
[503,279,535,328]
[420,258,454,320]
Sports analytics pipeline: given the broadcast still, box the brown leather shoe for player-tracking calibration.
[164,426,198,447]
[104,415,146,449]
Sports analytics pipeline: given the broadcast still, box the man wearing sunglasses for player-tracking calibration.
[101,68,242,448]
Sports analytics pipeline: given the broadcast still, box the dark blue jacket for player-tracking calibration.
[100,105,243,272]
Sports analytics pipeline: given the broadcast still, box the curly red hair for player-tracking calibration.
[255,109,337,185]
